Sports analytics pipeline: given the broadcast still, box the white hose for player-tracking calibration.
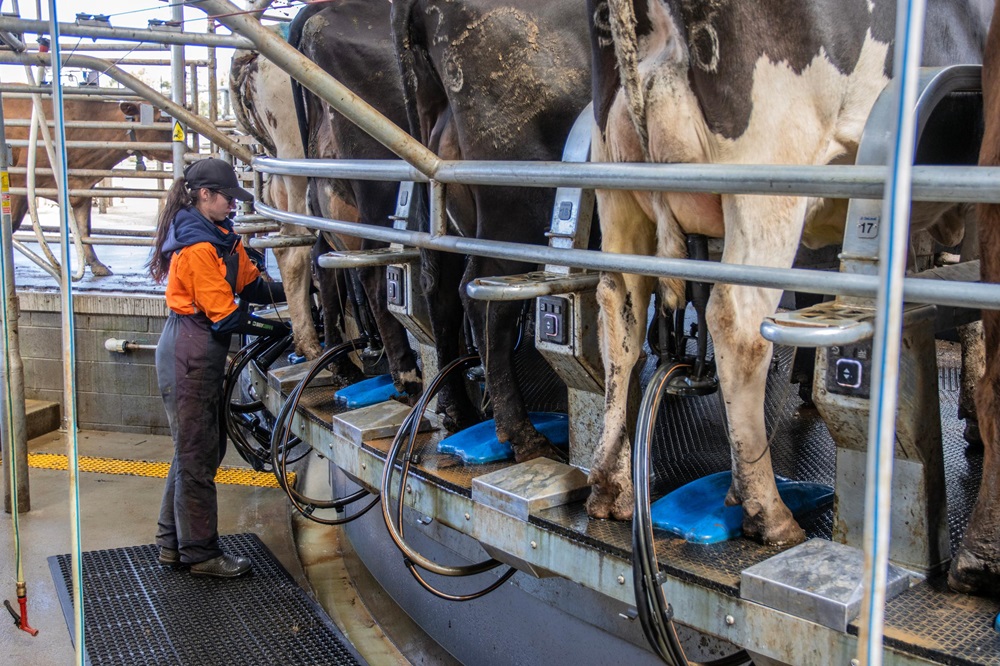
[23,64,86,280]
[26,88,60,269]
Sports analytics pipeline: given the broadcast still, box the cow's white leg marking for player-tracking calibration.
[270,174,323,360]
[709,193,807,545]
[588,148,656,519]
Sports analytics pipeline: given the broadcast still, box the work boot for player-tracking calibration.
[158,547,181,566]
[190,553,252,578]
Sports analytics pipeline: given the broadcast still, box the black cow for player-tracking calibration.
[292,0,422,398]
[391,0,592,460]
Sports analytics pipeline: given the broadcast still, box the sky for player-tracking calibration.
[2,0,296,99]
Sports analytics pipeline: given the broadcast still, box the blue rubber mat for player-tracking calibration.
[334,374,404,408]
[650,471,833,544]
[438,412,569,464]
[48,533,366,666]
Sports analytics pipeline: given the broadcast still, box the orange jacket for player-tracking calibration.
[165,237,260,323]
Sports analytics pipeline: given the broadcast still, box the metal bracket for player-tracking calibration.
[760,302,875,347]
[248,234,315,249]
[317,247,420,269]
[466,271,599,302]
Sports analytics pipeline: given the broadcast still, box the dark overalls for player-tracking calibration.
[155,250,240,565]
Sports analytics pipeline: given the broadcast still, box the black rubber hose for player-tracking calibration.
[632,362,751,666]
[223,334,291,471]
[381,354,517,601]
[270,337,381,525]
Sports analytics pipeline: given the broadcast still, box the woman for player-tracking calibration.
[148,158,288,578]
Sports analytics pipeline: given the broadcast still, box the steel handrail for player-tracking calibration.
[255,201,1000,311]
[253,156,1000,204]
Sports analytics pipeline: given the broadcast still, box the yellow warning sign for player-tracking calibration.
[172,121,185,142]
[1,172,9,216]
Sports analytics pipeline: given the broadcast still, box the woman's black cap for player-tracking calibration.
[184,158,253,201]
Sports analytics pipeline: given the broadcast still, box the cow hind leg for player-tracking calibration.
[958,321,985,448]
[711,195,806,546]
[274,242,323,361]
[460,258,562,463]
[949,314,1000,595]
[421,248,479,433]
[587,270,653,521]
[587,189,656,521]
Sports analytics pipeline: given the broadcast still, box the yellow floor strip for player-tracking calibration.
[1,453,294,488]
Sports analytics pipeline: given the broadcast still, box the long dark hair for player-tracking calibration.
[147,177,195,283]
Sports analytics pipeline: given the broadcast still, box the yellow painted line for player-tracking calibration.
[0,453,294,488]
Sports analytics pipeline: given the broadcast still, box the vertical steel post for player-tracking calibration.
[189,62,199,153]
[0,90,30,516]
[170,1,186,178]
[856,0,927,664]
[46,1,85,662]
[207,18,218,155]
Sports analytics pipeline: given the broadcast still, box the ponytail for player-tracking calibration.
[147,177,194,283]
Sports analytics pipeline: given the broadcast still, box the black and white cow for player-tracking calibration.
[587,0,992,543]
[294,0,423,398]
[391,0,592,459]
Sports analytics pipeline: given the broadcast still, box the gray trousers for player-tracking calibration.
[155,312,231,564]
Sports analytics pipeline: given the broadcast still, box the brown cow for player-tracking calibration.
[950,0,1000,597]
[3,90,172,276]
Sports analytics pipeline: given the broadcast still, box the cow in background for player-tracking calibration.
[391,0,592,457]
[295,0,423,398]
[3,91,173,276]
[951,0,1000,598]
[230,45,361,362]
[587,0,991,542]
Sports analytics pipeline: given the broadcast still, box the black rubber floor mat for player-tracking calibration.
[48,533,366,666]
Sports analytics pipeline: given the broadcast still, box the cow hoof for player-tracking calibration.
[298,344,323,361]
[742,500,806,546]
[585,485,634,521]
[963,418,983,453]
[513,436,566,464]
[89,263,113,277]
[948,548,1000,596]
[440,407,479,434]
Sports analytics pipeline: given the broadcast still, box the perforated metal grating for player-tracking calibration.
[49,533,365,666]
[283,338,998,663]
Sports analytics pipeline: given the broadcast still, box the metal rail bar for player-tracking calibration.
[1,119,173,129]
[0,86,146,99]
[24,43,169,52]
[0,16,254,49]
[7,188,165,197]
[7,167,179,179]
[256,201,1000,311]
[0,52,253,163]
[254,156,1000,204]
[13,233,152,246]
[7,139,175,150]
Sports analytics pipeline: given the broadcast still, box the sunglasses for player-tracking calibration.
[210,189,234,204]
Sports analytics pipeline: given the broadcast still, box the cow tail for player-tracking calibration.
[391,0,431,235]
[607,0,650,161]
[287,2,326,158]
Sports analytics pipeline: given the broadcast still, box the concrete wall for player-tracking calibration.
[17,290,170,435]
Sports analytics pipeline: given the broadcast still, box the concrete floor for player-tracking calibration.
[0,429,408,665]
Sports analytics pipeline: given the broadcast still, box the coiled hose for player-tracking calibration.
[633,362,749,666]
[381,354,516,602]
[222,333,295,471]
[270,337,380,525]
